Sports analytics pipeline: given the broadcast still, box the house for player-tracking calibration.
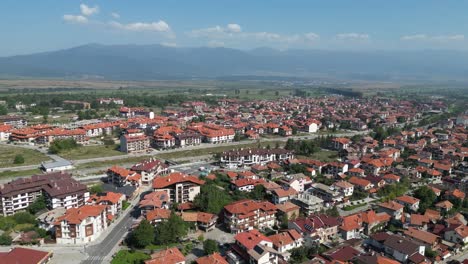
[229,229,278,264]
[332,138,351,150]
[383,174,401,184]
[87,192,125,219]
[382,234,425,263]
[275,201,300,221]
[292,190,324,215]
[347,167,366,177]
[271,187,297,204]
[348,177,373,191]
[339,210,391,240]
[323,162,349,176]
[289,214,340,244]
[279,173,312,193]
[145,208,171,225]
[308,183,343,204]
[324,246,362,263]
[231,178,266,192]
[54,205,108,244]
[395,195,420,212]
[131,158,169,185]
[152,172,205,204]
[443,224,468,245]
[139,191,170,214]
[180,212,218,231]
[446,189,466,201]
[403,227,439,249]
[223,199,277,234]
[332,181,354,197]
[303,119,321,133]
[0,172,89,216]
[268,229,303,261]
[377,201,404,220]
[145,247,185,264]
[0,247,53,264]
[354,254,400,264]
[196,253,228,264]
[435,200,453,213]
[107,166,142,187]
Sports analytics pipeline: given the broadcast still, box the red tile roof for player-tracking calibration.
[145,247,185,264]
[235,229,272,250]
[152,172,205,189]
[0,247,52,264]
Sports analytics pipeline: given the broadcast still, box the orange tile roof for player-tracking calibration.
[145,247,185,264]
[396,195,420,205]
[55,205,107,225]
[196,253,228,264]
[152,172,205,189]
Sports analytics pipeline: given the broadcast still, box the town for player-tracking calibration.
[0,87,467,264]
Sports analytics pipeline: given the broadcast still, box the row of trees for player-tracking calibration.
[284,135,335,156]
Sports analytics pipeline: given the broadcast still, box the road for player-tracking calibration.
[81,187,146,264]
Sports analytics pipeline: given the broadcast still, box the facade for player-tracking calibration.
[131,158,169,185]
[220,148,294,168]
[107,166,142,187]
[0,172,89,216]
[223,199,277,234]
[120,130,150,153]
[292,191,324,215]
[55,205,108,244]
[152,172,205,204]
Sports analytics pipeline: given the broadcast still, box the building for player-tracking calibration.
[377,201,404,221]
[278,173,312,193]
[308,183,343,204]
[196,253,228,264]
[223,199,277,234]
[145,247,185,264]
[0,247,53,264]
[180,212,218,231]
[332,181,354,197]
[40,158,74,172]
[0,115,27,128]
[220,148,294,168]
[268,229,303,261]
[395,195,420,212]
[292,191,324,215]
[288,214,340,244]
[382,234,425,263]
[152,172,205,204]
[0,172,89,216]
[131,158,169,185]
[228,229,278,264]
[107,166,142,187]
[36,128,87,146]
[87,192,125,219]
[120,129,150,153]
[97,98,124,105]
[54,205,108,244]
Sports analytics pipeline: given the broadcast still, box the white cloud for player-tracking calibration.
[109,21,171,32]
[160,42,177,47]
[304,32,320,41]
[336,33,370,40]
[401,34,464,41]
[111,12,120,19]
[80,4,99,16]
[63,14,88,24]
[227,23,242,33]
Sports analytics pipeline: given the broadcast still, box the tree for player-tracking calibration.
[89,184,104,194]
[413,186,437,213]
[234,133,242,142]
[12,212,37,225]
[129,220,155,248]
[49,138,79,154]
[325,206,340,217]
[249,185,266,200]
[203,239,219,254]
[154,212,188,245]
[0,105,7,115]
[13,154,25,164]
[193,183,232,214]
[27,195,47,215]
[0,233,12,246]
[111,250,150,264]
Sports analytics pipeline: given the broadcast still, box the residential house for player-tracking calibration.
[292,190,324,215]
[332,181,354,197]
[289,214,340,244]
[107,166,142,187]
[268,229,303,261]
[382,235,425,263]
[145,247,185,264]
[130,158,169,185]
[395,195,420,212]
[152,172,205,204]
[228,229,278,264]
[220,148,294,169]
[271,187,297,205]
[377,201,404,221]
[196,253,228,264]
[223,199,277,234]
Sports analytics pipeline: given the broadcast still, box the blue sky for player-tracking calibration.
[1,0,467,56]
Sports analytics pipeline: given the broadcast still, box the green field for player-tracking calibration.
[0,145,50,168]
[299,150,339,162]
[59,145,125,160]
[0,168,42,179]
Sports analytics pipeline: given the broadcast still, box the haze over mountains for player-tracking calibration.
[1,43,468,81]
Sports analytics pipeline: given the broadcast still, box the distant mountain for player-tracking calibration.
[1,43,468,81]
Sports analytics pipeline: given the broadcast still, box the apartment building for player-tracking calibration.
[220,148,294,168]
[223,199,277,234]
[120,129,150,153]
[152,172,205,204]
[36,128,88,146]
[0,172,89,216]
[107,166,142,187]
[87,192,125,219]
[54,205,108,244]
[130,158,169,185]
[292,191,324,215]
[228,229,278,264]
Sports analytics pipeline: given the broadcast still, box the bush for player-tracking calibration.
[13,212,37,225]
[27,195,47,215]
[111,250,150,264]
[0,233,12,246]
[13,154,25,164]
[203,239,219,254]
[49,138,79,154]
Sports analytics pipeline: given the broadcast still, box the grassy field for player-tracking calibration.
[75,156,150,170]
[59,145,125,160]
[342,203,368,211]
[0,145,50,168]
[0,168,42,179]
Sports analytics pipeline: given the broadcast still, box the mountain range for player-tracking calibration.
[1,43,468,81]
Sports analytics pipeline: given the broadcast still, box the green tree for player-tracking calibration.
[325,206,340,217]
[89,184,104,194]
[49,138,79,154]
[27,195,47,215]
[0,233,12,246]
[203,239,219,255]
[0,105,7,115]
[129,220,155,248]
[154,212,188,245]
[249,185,266,200]
[111,250,150,264]
[13,212,37,225]
[194,183,232,214]
[13,154,25,164]
[413,186,437,213]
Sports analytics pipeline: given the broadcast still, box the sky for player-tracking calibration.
[1,0,468,56]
